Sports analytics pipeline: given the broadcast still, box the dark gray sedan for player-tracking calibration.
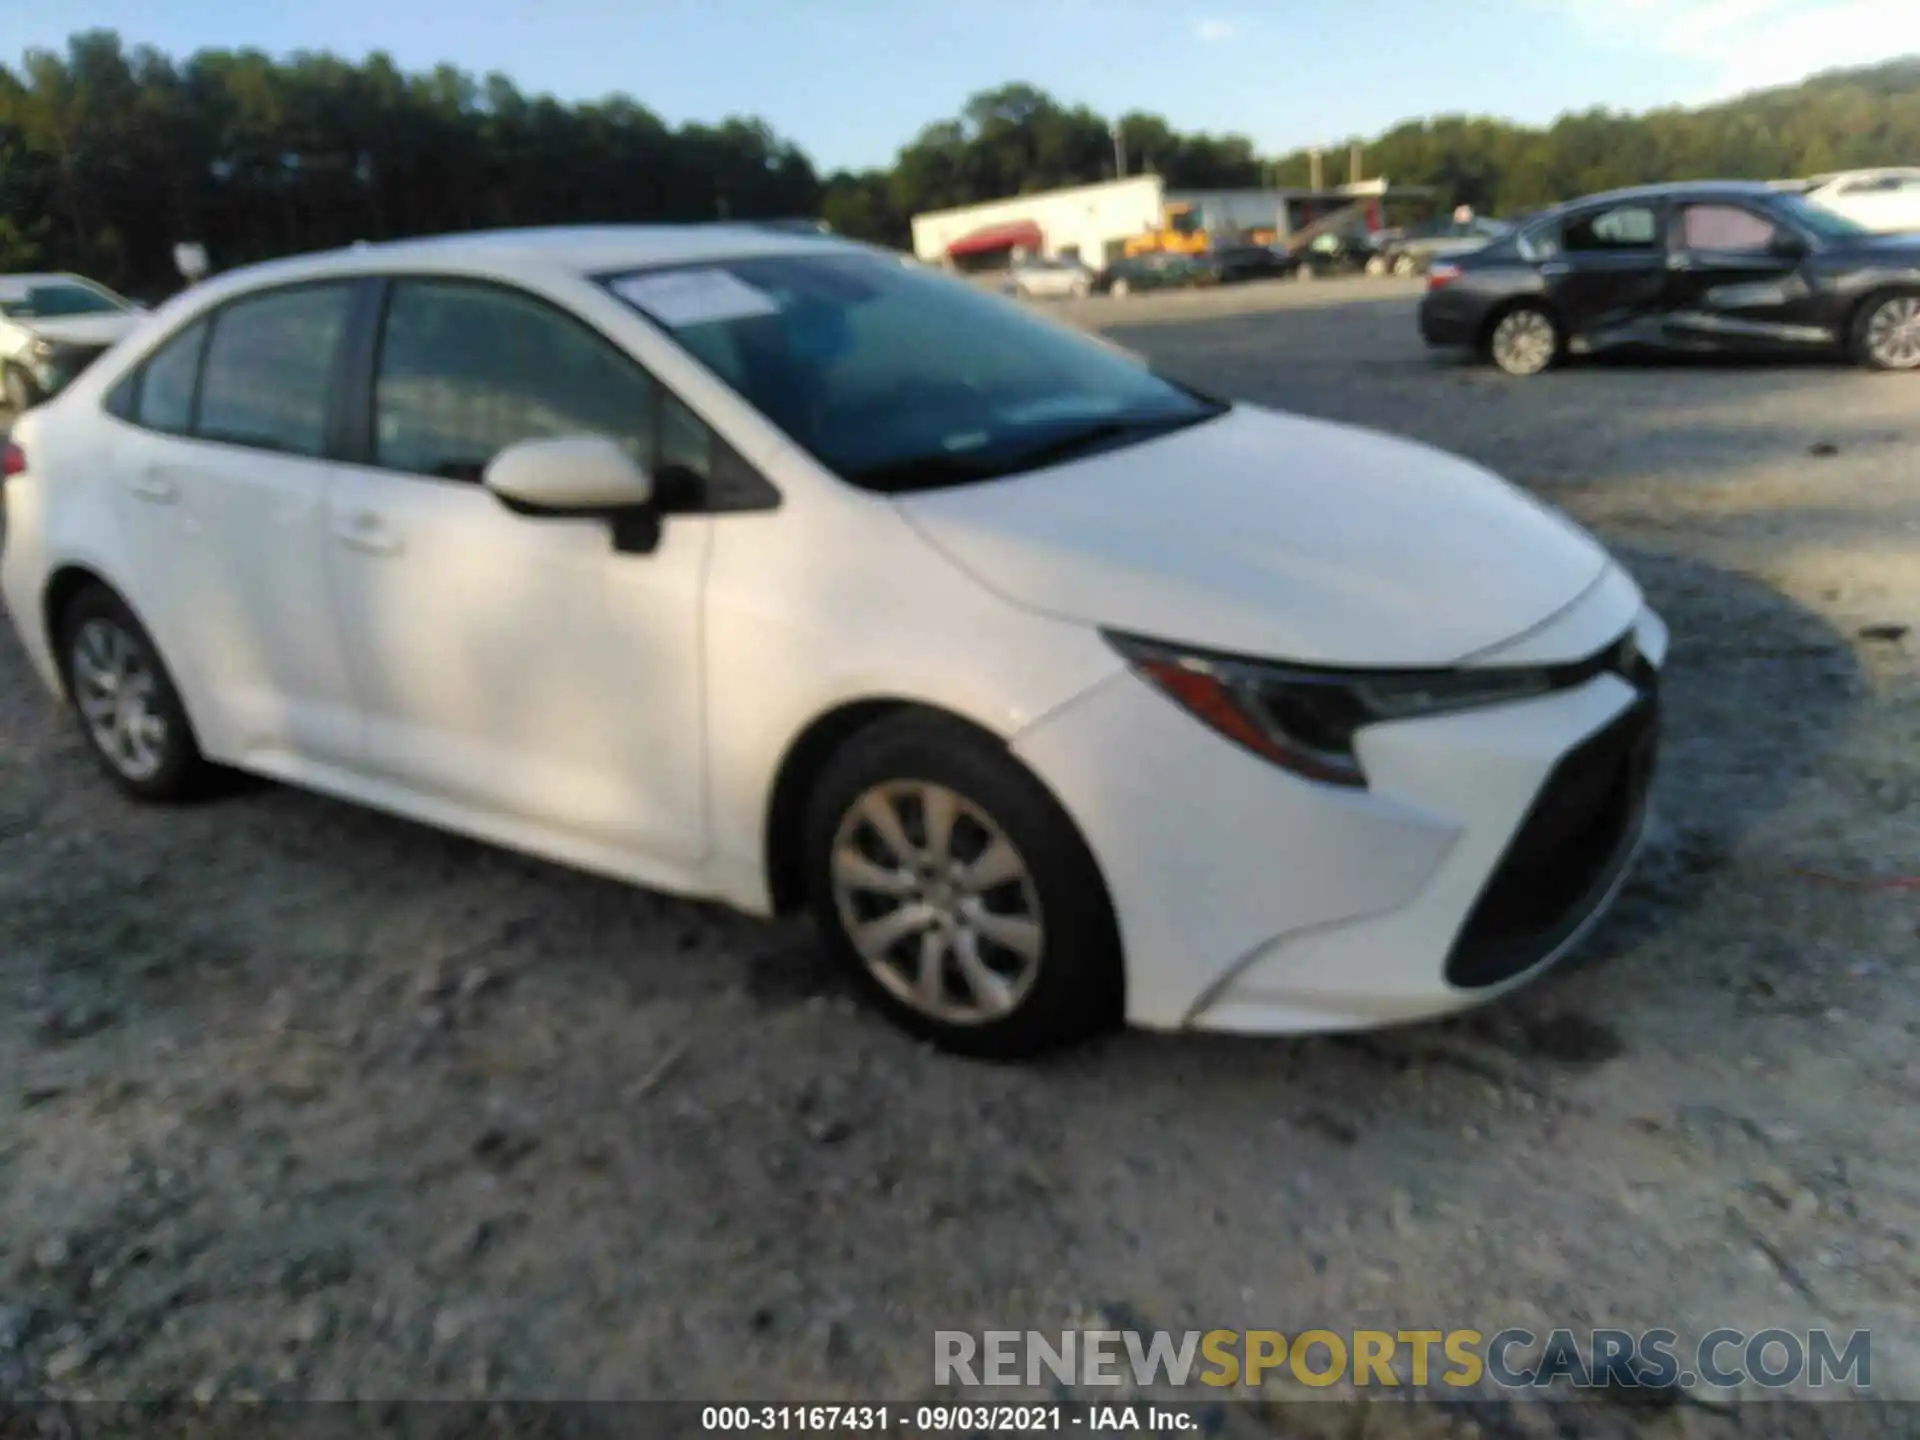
[1417,180,1920,376]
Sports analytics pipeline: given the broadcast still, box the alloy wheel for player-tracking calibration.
[1865,296,1920,370]
[70,618,169,782]
[1491,308,1557,376]
[829,781,1044,1025]
[1110,278,1130,298]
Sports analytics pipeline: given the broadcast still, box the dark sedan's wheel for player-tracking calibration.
[58,586,210,802]
[804,712,1122,1059]
[1487,304,1562,377]
[3,365,40,412]
[1854,292,1920,371]
[1109,277,1131,299]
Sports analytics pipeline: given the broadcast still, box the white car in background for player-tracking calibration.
[1007,255,1093,299]
[1,273,146,411]
[1796,169,1920,234]
[0,225,1664,1057]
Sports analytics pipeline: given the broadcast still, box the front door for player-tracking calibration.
[324,277,711,866]
[1547,200,1670,348]
[1661,202,1831,350]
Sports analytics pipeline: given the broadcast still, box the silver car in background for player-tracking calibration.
[1,273,146,410]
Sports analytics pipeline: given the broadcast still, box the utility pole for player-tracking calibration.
[1349,141,1364,185]
[1111,122,1126,179]
[1308,147,1323,192]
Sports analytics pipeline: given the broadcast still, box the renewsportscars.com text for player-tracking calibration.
[934,1327,1872,1391]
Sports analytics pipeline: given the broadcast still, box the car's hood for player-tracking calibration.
[1836,233,1920,261]
[19,314,142,348]
[896,405,1612,667]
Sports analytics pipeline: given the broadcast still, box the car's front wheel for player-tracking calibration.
[1392,253,1418,278]
[1486,303,1562,377]
[804,712,1122,1058]
[1853,291,1920,371]
[1109,277,1131,299]
[58,586,210,801]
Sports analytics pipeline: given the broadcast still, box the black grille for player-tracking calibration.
[1444,679,1659,989]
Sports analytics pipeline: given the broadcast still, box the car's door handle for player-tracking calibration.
[127,470,178,503]
[1540,261,1570,277]
[1666,254,1697,271]
[334,510,404,556]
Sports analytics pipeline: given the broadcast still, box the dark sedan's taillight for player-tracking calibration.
[2,441,24,479]
[1427,262,1462,291]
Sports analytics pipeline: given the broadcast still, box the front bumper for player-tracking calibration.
[1417,295,1480,348]
[1011,596,1665,1034]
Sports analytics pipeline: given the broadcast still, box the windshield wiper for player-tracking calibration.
[843,404,1227,493]
[997,407,1223,474]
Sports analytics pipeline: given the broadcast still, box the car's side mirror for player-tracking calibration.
[483,434,655,515]
[1770,231,1810,260]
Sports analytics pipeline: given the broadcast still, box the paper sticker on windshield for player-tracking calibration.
[612,269,781,326]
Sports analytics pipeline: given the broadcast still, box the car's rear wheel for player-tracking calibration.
[1392,253,1418,278]
[57,586,210,802]
[1853,291,1920,371]
[1071,276,1091,298]
[803,712,1122,1058]
[1109,277,1131,299]
[3,364,40,412]
[1487,304,1562,377]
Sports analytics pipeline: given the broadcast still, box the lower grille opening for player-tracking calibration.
[1445,690,1659,990]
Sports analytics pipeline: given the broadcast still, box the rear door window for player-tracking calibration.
[132,319,207,434]
[196,284,354,456]
[1564,204,1661,253]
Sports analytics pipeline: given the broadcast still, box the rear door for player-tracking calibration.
[1545,200,1669,347]
[109,281,365,767]
[1661,201,1829,350]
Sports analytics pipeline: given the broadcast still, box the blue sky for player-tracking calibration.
[13,0,1920,170]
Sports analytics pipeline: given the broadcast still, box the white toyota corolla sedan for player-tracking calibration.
[0,224,1665,1057]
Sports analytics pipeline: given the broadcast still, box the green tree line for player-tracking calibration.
[5,32,1919,295]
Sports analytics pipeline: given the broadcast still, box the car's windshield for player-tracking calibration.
[1769,192,1872,242]
[604,250,1224,492]
[0,280,129,319]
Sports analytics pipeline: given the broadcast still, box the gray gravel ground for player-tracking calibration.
[4,277,1920,1433]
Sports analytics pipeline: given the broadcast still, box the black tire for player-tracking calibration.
[56,585,211,802]
[802,711,1122,1059]
[1850,289,1920,372]
[1484,302,1563,377]
[3,364,40,413]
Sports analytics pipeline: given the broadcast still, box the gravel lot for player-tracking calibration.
[5,276,1920,1431]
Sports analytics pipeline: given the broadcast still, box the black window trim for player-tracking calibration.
[341,270,779,515]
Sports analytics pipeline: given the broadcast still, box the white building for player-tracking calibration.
[910,175,1400,269]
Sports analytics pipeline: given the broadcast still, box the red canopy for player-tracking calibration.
[947,220,1043,258]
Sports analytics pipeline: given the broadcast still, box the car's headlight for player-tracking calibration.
[29,337,56,360]
[1105,632,1558,787]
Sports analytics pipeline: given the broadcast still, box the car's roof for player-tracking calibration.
[0,272,94,297]
[1538,179,1781,217]
[210,223,848,291]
